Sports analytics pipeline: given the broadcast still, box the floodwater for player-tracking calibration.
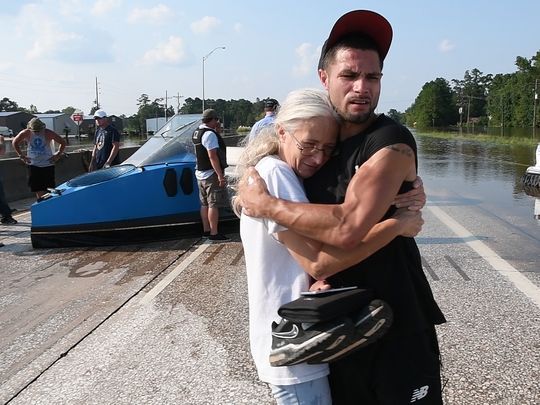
[0,135,147,158]
[2,130,539,231]
[415,132,540,237]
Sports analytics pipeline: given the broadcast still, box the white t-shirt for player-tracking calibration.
[195,124,219,180]
[240,155,329,385]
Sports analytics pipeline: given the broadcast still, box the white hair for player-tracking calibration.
[231,88,339,216]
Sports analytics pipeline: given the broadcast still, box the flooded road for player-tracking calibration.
[416,134,540,240]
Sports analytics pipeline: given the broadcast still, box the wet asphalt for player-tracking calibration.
[0,188,539,404]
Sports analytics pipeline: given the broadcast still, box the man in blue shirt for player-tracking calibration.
[89,110,120,171]
[247,98,279,142]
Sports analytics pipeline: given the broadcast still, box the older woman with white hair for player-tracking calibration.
[232,88,423,404]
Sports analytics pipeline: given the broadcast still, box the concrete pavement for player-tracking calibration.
[1,193,539,404]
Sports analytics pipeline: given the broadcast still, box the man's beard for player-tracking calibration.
[338,108,374,124]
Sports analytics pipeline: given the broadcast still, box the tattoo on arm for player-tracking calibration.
[385,144,413,158]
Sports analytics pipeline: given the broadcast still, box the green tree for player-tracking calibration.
[406,78,458,128]
[452,69,492,125]
[387,109,404,124]
[487,51,540,128]
[62,106,77,116]
[0,97,19,111]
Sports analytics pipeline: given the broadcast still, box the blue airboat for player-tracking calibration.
[30,114,239,248]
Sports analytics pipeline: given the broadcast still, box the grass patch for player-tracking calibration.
[413,130,538,146]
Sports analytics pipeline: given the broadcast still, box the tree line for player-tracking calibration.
[2,49,538,133]
[403,50,540,130]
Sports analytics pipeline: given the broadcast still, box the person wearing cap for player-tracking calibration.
[239,10,445,404]
[247,98,280,142]
[89,109,121,171]
[192,109,229,241]
[12,118,67,200]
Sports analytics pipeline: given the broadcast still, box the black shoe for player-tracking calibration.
[209,233,229,241]
[202,231,210,237]
[269,318,354,367]
[305,299,393,364]
[1,216,17,225]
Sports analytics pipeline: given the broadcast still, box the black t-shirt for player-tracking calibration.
[304,114,446,337]
[94,125,121,169]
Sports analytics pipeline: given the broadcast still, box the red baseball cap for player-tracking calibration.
[319,10,393,69]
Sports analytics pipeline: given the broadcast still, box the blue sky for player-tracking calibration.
[0,0,538,118]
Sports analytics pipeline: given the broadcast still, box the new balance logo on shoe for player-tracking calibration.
[410,385,429,402]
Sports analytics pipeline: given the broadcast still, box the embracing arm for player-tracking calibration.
[276,208,423,280]
[240,143,419,249]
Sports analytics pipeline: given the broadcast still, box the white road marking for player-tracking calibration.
[138,240,212,305]
[427,205,540,309]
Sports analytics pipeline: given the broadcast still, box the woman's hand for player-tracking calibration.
[392,208,424,237]
[393,176,426,211]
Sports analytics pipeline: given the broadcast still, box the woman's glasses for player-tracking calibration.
[288,131,335,157]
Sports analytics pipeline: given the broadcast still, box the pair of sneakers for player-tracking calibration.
[269,299,393,367]
[1,216,17,225]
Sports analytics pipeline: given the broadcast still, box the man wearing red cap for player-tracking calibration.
[240,10,445,404]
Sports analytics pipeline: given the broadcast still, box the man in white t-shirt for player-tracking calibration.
[191,109,229,241]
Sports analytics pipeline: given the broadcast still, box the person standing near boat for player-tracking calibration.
[12,118,66,200]
[89,109,120,171]
[247,98,279,142]
[192,109,229,241]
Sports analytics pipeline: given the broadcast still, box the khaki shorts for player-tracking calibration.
[198,173,229,208]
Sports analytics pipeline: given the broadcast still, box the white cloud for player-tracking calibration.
[0,62,14,72]
[233,23,243,33]
[128,4,172,24]
[26,28,81,60]
[292,43,319,77]
[439,39,455,53]
[16,3,113,63]
[140,36,188,65]
[191,16,220,34]
[91,0,122,16]
[57,0,85,19]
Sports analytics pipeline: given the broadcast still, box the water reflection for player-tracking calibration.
[415,132,540,229]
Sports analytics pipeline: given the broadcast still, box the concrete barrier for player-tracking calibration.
[1,135,246,203]
[0,147,139,203]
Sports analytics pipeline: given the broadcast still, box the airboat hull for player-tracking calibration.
[30,114,239,248]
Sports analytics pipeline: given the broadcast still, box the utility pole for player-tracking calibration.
[500,93,504,137]
[172,92,183,113]
[95,77,100,110]
[534,79,538,139]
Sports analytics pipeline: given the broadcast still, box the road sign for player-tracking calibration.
[72,114,84,123]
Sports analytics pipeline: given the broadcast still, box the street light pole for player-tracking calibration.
[202,46,225,112]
